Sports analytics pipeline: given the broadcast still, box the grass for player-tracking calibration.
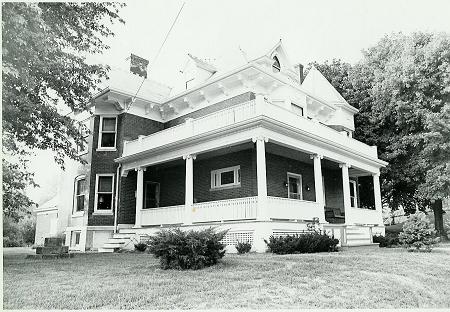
[3,245,450,309]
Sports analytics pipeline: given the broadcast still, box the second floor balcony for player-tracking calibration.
[121,96,379,162]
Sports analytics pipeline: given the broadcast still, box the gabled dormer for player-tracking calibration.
[302,66,358,135]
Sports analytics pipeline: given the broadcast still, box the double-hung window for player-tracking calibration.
[74,176,86,213]
[98,116,117,149]
[211,165,241,189]
[95,174,114,213]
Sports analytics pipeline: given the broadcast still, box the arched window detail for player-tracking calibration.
[272,56,281,72]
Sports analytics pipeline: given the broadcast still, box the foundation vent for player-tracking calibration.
[221,231,254,246]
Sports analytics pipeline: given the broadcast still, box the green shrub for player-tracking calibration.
[147,227,227,270]
[399,212,439,252]
[264,232,339,254]
[235,241,252,254]
[373,232,400,247]
[134,242,147,252]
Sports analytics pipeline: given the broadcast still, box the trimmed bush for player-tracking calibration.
[373,232,400,247]
[235,241,252,254]
[399,212,439,252]
[134,242,147,252]
[265,232,339,254]
[147,227,227,270]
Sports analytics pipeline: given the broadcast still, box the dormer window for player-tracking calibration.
[272,56,281,72]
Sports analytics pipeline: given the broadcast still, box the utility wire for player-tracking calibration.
[127,1,186,111]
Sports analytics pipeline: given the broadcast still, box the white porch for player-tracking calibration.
[114,95,386,251]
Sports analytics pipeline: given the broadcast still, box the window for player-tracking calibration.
[98,116,117,149]
[77,121,89,155]
[144,182,160,209]
[74,176,86,213]
[349,180,358,208]
[272,56,281,72]
[95,174,114,212]
[71,231,81,248]
[291,103,304,117]
[211,166,241,189]
[287,172,303,200]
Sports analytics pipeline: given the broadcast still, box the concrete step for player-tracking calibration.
[98,247,117,253]
[346,239,372,246]
[103,241,125,248]
[342,243,379,249]
[112,233,134,239]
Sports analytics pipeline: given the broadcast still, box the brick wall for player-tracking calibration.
[193,149,257,203]
[266,153,316,202]
[164,92,255,128]
[89,113,163,226]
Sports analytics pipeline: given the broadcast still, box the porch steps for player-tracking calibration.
[344,226,372,246]
[98,232,135,253]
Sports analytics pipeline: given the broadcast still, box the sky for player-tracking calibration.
[27,0,450,204]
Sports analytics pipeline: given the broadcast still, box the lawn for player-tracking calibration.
[3,245,450,309]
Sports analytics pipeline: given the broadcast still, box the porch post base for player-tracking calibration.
[253,222,272,253]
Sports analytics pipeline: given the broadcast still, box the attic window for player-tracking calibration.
[272,56,281,72]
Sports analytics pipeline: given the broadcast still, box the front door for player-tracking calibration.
[287,173,302,200]
[144,182,160,208]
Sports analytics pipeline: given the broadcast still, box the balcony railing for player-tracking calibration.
[122,99,378,160]
[348,207,382,225]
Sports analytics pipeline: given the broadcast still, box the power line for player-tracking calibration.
[127,1,186,111]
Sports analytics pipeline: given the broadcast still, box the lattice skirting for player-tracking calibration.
[221,231,254,246]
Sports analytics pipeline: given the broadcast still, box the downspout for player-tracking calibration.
[114,164,121,234]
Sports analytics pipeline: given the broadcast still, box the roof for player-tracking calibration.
[187,53,217,73]
[301,66,358,113]
[34,196,58,213]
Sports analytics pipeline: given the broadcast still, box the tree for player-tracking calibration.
[2,3,124,219]
[307,32,450,237]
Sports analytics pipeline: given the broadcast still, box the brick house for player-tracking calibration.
[43,41,387,252]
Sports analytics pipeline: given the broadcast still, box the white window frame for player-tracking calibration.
[71,231,81,249]
[73,175,86,215]
[97,115,117,151]
[211,165,241,190]
[94,173,114,214]
[349,180,358,208]
[287,172,303,200]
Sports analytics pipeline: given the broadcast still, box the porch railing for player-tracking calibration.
[348,207,383,225]
[140,205,185,226]
[267,196,321,221]
[192,196,258,223]
[122,99,378,159]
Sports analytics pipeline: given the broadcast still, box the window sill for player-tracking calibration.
[96,148,117,152]
[92,211,113,216]
[210,184,241,191]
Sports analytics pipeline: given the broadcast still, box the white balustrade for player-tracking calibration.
[193,196,258,223]
[122,98,377,159]
[140,205,185,226]
[267,196,321,221]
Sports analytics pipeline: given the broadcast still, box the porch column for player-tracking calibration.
[253,136,269,220]
[311,154,326,223]
[134,167,145,228]
[339,163,352,224]
[184,154,196,225]
[372,172,384,225]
